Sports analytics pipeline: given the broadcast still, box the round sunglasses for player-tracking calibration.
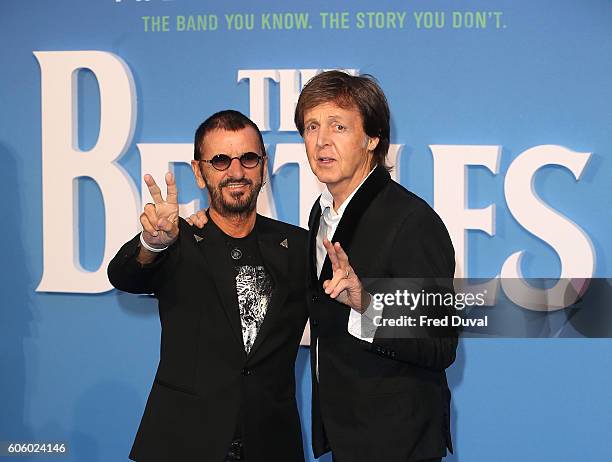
[199,152,266,171]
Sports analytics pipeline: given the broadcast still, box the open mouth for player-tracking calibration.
[221,179,251,190]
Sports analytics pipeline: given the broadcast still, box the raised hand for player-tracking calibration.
[140,172,179,249]
[322,239,370,313]
[185,208,209,229]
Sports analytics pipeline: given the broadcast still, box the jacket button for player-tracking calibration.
[311,319,319,327]
[241,368,251,376]
[312,295,319,303]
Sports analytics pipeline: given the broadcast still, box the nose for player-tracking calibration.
[226,156,246,178]
[316,124,331,148]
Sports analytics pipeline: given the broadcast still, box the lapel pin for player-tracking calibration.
[194,235,204,243]
[280,238,288,248]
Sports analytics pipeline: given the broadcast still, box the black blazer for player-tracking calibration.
[307,166,457,462]
[108,215,308,462]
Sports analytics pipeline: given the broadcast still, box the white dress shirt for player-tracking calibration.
[314,168,380,378]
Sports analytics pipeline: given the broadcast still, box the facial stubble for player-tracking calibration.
[203,167,264,218]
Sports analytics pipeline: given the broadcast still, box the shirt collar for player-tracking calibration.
[319,166,377,218]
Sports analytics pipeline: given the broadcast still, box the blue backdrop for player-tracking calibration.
[1,0,611,460]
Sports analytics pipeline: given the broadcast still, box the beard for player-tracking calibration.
[205,172,263,218]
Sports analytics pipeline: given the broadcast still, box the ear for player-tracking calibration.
[191,160,207,189]
[367,136,380,153]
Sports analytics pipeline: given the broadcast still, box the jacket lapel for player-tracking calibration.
[191,219,245,355]
[307,201,322,288]
[318,166,391,282]
[247,215,290,359]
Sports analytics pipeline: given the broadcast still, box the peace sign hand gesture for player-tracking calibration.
[322,239,371,313]
[140,172,180,249]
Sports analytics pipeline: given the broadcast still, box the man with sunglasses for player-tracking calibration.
[108,110,308,462]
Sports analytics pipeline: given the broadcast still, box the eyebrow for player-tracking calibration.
[305,115,346,125]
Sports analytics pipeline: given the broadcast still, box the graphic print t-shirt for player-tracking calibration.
[227,232,273,354]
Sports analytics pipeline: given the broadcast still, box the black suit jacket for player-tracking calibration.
[108,215,308,462]
[307,166,457,462]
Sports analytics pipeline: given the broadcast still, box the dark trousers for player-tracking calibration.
[332,457,441,462]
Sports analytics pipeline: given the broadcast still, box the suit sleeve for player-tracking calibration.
[370,208,458,371]
[107,233,174,295]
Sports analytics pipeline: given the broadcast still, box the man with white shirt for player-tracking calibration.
[295,71,457,462]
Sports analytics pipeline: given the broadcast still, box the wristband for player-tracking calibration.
[140,233,168,253]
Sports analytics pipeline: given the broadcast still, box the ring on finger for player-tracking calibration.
[344,269,350,279]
